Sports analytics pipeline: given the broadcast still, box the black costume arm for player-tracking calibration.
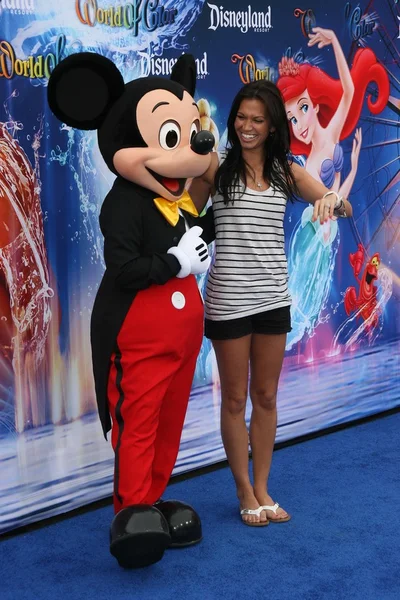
[101,194,180,290]
[198,206,215,245]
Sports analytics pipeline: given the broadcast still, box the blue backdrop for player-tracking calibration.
[0,0,399,533]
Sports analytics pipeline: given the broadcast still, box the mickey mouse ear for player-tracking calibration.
[170,54,196,97]
[47,52,125,130]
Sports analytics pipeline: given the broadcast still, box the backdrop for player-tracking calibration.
[0,0,399,533]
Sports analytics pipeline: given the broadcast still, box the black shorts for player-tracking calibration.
[204,305,292,340]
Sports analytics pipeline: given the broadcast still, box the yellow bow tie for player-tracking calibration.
[153,191,198,226]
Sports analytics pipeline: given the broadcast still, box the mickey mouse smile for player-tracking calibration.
[146,167,186,197]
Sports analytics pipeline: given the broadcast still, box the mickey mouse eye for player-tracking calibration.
[159,120,181,150]
[190,120,200,144]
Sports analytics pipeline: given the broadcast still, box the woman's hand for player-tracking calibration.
[291,163,353,220]
[311,194,336,224]
[197,98,219,151]
[312,191,352,223]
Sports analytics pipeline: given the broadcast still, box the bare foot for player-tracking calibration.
[253,490,290,522]
[238,487,268,525]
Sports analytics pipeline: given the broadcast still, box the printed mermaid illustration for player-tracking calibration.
[276,27,390,348]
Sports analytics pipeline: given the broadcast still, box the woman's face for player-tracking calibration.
[234,98,272,150]
[285,89,319,145]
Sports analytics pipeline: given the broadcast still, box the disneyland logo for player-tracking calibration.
[207,3,272,33]
[0,0,35,14]
[138,51,209,79]
[75,0,178,36]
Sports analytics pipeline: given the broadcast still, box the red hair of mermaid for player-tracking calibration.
[276,49,390,157]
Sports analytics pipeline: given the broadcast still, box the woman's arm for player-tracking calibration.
[188,151,219,213]
[189,177,213,213]
[308,28,354,143]
[291,162,353,223]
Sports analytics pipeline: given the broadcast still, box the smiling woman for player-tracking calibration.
[233,98,274,188]
[189,78,352,528]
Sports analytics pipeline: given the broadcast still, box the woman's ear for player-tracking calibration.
[47,52,125,130]
[170,53,196,97]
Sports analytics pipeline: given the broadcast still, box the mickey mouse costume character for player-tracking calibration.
[47,52,215,568]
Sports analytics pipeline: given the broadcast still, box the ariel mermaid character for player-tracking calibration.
[276,27,389,347]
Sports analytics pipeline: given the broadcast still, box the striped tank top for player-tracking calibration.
[204,166,292,321]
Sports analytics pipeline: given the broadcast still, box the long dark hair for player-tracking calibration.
[215,79,299,204]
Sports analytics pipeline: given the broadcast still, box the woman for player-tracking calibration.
[189,79,352,526]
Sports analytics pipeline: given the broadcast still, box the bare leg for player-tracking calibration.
[249,333,290,521]
[213,336,267,525]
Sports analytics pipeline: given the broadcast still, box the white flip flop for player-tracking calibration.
[240,506,269,527]
[259,502,291,523]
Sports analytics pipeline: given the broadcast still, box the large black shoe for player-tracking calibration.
[154,499,202,548]
[110,504,171,568]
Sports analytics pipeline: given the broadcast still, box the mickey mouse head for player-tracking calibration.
[48,53,214,201]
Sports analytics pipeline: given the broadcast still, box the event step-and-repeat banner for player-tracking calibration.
[0,0,399,532]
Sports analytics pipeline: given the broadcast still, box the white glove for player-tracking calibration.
[167,226,211,278]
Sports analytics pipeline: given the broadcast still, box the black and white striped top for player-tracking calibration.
[204,170,291,321]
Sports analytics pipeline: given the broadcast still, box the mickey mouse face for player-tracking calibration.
[47,52,214,202]
[113,88,212,199]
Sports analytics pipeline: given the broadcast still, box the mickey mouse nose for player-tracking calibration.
[191,130,215,155]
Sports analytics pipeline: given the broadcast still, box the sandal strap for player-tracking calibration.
[260,502,280,514]
[240,506,264,516]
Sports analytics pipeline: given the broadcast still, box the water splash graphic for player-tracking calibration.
[10,1,207,84]
[286,206,339,350]
[0,118,53,432]
[49,126,105,265]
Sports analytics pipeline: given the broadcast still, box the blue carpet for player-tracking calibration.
[1,412,399,600]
